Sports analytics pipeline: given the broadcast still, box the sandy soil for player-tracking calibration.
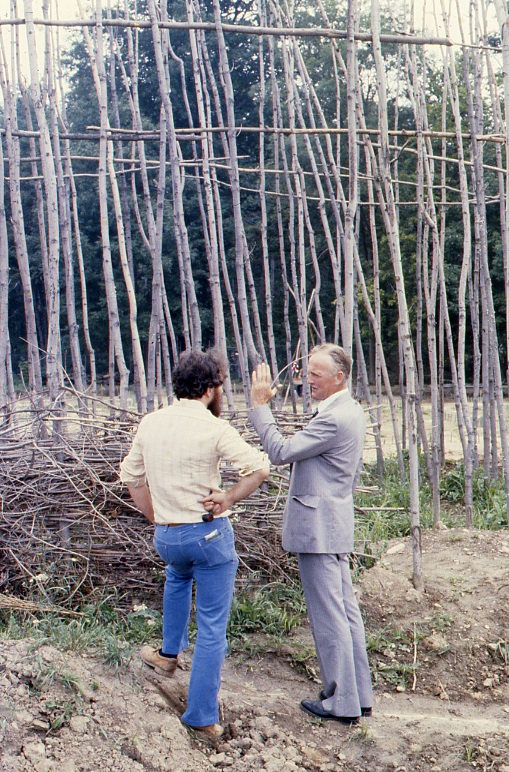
[363,399,473,464]
[2,527,509,772]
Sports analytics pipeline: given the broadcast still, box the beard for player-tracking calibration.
[207,386,223,417]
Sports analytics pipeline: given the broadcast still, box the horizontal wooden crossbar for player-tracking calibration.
[1,16,453,46]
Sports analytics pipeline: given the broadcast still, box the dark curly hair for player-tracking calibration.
[173,349,227,400]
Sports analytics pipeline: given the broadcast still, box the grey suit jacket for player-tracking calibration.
[249,390,366,554]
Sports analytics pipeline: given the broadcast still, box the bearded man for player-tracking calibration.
[120,349,269,738]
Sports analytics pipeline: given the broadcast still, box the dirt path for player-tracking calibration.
[2,528,509,771]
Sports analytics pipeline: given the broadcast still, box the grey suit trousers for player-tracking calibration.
[298,553,373,717]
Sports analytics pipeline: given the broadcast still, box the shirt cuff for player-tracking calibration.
[237,452,270,476]
[119,466,147,487]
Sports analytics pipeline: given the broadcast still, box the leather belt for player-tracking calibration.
[156,519,220,527]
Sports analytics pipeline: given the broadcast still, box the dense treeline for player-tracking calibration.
[2,0,509,587]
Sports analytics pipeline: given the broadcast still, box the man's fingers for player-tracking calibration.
[200,495,218,505]
[252,363,272,382]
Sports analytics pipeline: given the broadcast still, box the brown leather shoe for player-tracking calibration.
[185,723,224,739]
[140,646,177,677]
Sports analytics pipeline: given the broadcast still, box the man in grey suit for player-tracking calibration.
[250,344,372,725]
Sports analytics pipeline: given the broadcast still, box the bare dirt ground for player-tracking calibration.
[2,527,509,772]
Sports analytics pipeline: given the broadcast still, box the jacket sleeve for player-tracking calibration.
[249,405,338,465]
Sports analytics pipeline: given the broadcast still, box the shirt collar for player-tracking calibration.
[316,388,350,413]
[176,398,209,411]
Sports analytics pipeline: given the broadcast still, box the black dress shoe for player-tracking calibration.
[300,699,359,725]
[318,691,372,717]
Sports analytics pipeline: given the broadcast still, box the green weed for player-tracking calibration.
[30,660,80,696]
[44,698,81,731]
[366,624,424,689]
[375,660,417,688]
[225,583,317,676]
[0,590,162,669]
[366,625,414,653]
[487,639,509,665]
[463,737,480,763]
[355,457,429,543]
[429,611,453,633]
[228,583,306,641]
[1,584,306,673]
[440,463,507,528]
[348,720,375,744]
[283,644,320,680]
[356,456,509,544]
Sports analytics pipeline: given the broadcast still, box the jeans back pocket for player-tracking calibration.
[198,529,237,567]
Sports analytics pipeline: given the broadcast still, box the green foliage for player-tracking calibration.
[280,644,319,681]
[463,738,481,764]
[355,458,414,544]
[29,659,80,697]
[0,591,162,669]
[428,611,454,634]
[356,456,509,548]
[367,624,419,689]
[439,463,508,529]
[228,582,306,641]
[0,584,307,672]
[226,583,318,679]
[366,624,416,655]
[366,617,452,690]
[45,699,81,731]
[21,658,86,731]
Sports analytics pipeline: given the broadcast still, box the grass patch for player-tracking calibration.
[281,644,319,680]
[439,462,508,529]
[29,659,81,695]
[0,591,162,669]
[1,584,306,671]
[367,624,422,689]
[44,697,82,731]
[228,582,306,641]
[348,720,375,744]
[356,457,426,545]
[356,456,509,549]
[226,583,323,679]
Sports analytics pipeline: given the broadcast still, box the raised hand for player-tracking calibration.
[251,363,279,408]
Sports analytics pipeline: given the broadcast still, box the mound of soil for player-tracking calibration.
[1,527,509,771]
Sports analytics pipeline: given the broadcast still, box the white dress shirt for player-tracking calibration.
[316,388,348,413]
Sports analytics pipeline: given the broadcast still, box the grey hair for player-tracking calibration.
[309,343,352,380]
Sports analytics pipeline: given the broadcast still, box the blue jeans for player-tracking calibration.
[153,518,238,727]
